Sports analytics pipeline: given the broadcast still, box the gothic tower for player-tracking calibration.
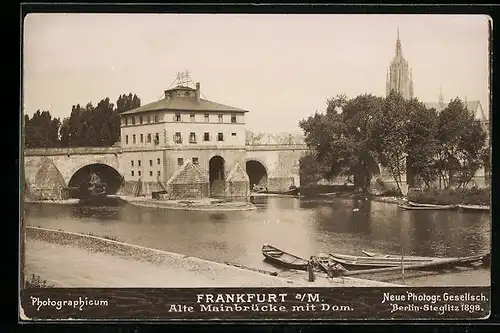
[386,28,414,100]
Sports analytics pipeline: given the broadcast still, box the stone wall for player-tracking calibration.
[268,177,295,192]
[166,161,209,200]
[170,183,209,199]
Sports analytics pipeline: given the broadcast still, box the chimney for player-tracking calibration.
[195,82,200,101]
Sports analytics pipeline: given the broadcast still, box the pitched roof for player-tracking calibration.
[121,86,249,115]
[226,163,249,182]
[166,161,208,185]
[33,158,66,189]
[424,100,489,122]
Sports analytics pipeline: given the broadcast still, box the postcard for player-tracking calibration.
[20,11,491,321]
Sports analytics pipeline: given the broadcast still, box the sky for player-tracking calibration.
[23,14,490,133]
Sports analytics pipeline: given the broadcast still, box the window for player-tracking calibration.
[125,117,128,126]
[174,132,182,144]
[131,171,134,176]
[125,135,129,144]
[204,114,209,123]
[189,132,197,143]
[204,132,210,141]
[139,116,143,124]
[175,113,181,122]
[157,171,161,177]
[149,171,153,177]
[231,132,236,136]
[138,160,141,167]
[218,114,223,123]
[149,160,153,167]
[133,134,136,143]
[154,115,159,123]
[147,133,151,143]
[146,115,150,123]
[138,171,141,177]
[177,158,184,166]
[231,114,237,123]
[217,132,224,141]
[131,160,134,167]
[140,134,144,143]
[157,158,161,165]
[154,133,159,143]
[192,157,199,165]
[190,114,195,122]
[132,117,136,125]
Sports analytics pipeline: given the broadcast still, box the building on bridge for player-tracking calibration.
[119,78,251,199]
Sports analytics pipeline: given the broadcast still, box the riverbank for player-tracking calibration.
[24,227,401,287]
[24,198,80,205]
[407,187,490,206]
[119,196,258,211]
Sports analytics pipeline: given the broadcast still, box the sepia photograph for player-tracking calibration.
[20,12,491,320]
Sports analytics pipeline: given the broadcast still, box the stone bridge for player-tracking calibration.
[23,144,309,199]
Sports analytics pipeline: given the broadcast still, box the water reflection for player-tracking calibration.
[24,196,491,270]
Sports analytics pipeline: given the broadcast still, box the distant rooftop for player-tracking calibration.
[424,100,489,122]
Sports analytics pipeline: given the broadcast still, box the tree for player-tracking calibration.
[299,151,330,186]
[405,98,440,188]
[299,94,381,192]
[116,93,141,114]
[370,91,409,195]
[24,110,61,148]
[435,98,487,188]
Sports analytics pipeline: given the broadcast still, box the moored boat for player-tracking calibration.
[264,188,300,196]
[261,244,309,270]
[397,204,456,210]
[457,204,490,212]
[329,252,447,270]
[362,250,444,262]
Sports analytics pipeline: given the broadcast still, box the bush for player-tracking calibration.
[407,187,490,205]
[25,274,54,288]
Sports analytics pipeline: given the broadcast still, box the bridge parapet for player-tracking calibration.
[245,144,308,151]
[24,146,122,156]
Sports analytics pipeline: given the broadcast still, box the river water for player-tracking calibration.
[24,196,491,277]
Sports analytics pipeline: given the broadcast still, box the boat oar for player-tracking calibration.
[224,261,278,276]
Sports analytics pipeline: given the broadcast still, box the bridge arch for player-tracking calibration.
[245,158,268,190]
[68,163,123,197]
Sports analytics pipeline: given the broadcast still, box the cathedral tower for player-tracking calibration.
[386,28,414,100]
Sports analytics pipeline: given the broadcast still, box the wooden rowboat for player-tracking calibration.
[457,204,490,212]
[263,188,300,196]
[407,201,447,208]
[397,204,456,211]
[362,250,444,262]
[329,252,445,270]
[261,244,309,270]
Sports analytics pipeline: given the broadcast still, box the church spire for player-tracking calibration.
[395,27,402,57]
[439,86,444,105]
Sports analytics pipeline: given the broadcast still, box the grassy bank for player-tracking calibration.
[407,187,491,206]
